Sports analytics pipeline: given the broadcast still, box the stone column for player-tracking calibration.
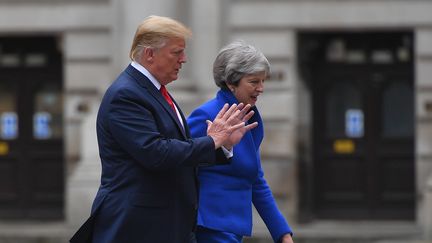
[66,101,101,228]
[425,174,432,240]
[111,0,180,74]
[188,0,225,99]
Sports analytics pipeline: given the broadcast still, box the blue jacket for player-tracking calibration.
[187,89,293,242]
[70,65,229,243]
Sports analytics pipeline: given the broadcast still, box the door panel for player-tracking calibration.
[372,74,414,218]
[314,71,369,218]
[0,36,63,219]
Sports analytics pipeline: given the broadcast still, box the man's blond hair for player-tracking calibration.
[129,15,192,61]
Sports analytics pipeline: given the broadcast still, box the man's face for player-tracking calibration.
[150,38,187,85]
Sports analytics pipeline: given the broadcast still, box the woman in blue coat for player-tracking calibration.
[187,41,294,243]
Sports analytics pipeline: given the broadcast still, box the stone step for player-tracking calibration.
[0,237,69,243]
[0,221,72,243]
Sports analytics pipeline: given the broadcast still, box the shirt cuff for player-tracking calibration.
[221,146,233,158]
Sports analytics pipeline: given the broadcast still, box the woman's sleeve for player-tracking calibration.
[252,163,293,242]
[187,107,210,138]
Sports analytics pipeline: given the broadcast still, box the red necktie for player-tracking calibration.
[160,85,176,113]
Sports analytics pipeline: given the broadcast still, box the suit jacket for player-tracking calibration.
[187,89,293,242]
[70,64,228,243]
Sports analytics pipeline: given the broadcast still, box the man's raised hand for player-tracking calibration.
[206,103,258,149]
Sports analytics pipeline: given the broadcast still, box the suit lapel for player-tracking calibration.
[249,106,263,150]
[172,98,191,138]
[125,65,188,139]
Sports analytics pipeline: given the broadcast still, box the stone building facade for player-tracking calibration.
[0,0,431,242]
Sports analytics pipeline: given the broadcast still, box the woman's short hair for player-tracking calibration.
[129,15,192,61]
[213,40,270,89]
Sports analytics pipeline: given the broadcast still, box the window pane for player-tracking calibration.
[326,82,362,137]
[0,53,20,67]
[25,53,47,67]
[371,50,394,64]
[382,82,413,138]
[0,83,18,140]
[33,83,63,139]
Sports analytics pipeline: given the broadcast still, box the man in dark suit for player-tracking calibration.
[70,15,257,243]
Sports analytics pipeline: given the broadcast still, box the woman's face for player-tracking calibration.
[228,72,266,106]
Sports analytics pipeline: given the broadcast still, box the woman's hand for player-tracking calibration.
[280,234,294,243]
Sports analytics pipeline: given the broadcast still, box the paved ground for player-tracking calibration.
[245,220,426,243]
[0,219,429,243]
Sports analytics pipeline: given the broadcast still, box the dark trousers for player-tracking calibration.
[189,232,197,243]
[195,226,243,243]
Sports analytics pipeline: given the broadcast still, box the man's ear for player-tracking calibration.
[143,47,154,62]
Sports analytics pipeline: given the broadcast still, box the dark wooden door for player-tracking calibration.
[302,32,415,219]
[313,67,414,219]
[0,36,64,219]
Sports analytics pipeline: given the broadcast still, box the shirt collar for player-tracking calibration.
[131,61,162,90]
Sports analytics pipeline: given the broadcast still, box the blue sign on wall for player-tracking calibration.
[346,109,364,138]
[1,112,18,139]
[34,112,52,139]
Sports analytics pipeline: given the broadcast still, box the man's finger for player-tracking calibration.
[228,103,251,123]
[221,103,238,120]
[239,103,251,115]
[226,109,243,125]
[215,103,229,120]
[244,122,258,131]
[242,110,255,122]
[229,121,246,132]
[236,103,245,111]
[206,120,213,133]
